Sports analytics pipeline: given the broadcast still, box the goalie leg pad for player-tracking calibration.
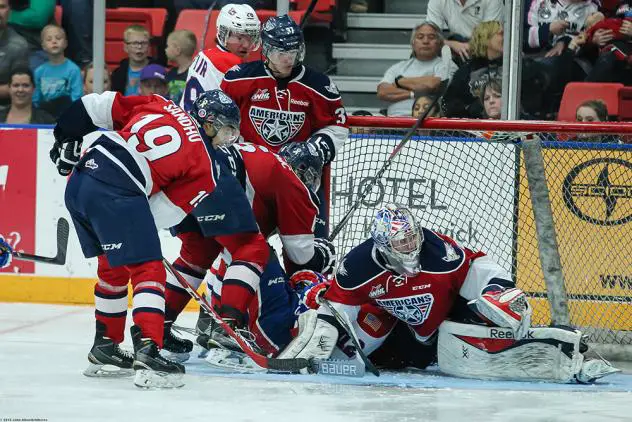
[277,309,338,361]
[438,321,587,383]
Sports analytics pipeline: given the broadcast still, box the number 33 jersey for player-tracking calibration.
[220,61,349,153]
[78,91,217,229]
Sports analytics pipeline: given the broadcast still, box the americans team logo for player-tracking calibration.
[248,106,306,146]
[375,293,434,326]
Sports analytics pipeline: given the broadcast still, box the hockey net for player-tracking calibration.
[328,117,632,358]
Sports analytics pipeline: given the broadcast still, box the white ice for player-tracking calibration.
[1,303,632,422]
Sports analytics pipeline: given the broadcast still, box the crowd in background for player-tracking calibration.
[0,0,629,143]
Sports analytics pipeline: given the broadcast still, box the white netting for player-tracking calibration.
[329,123,632,353]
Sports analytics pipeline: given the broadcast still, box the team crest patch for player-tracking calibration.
[248,106,305,146]
[442,242,460,262]
[375,293,434,326]
[324,80,339,95]
[217,91,233,104]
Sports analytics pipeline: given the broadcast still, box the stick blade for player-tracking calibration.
[54,217,70,265]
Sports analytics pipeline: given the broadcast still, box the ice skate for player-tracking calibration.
[162,321,193,363]
[131,325,185,389]
[83,321,134,378]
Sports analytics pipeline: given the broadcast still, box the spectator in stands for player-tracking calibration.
[111,25,157,96]
[426,0,503,63]
[412,94,441,118]
[8,0,54,53]
[377,22,457,117]
[33,24,82,118]
[60,0,93,66]
[524,0,598,57]
[165,29,196,105]
[583,5,632,85]
[139,64,169,97]
[0,0,29,107]
[82,62,112,95]
[0,67,55,124]
[574,99,621,142]
[480,77,502,119]
[173,1,275,13]
[443,21,503,118]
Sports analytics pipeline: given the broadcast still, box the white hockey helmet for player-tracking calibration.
[216,4,261,51]
[370,204,423,275]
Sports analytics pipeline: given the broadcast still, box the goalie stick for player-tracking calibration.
[163,259,312,373]
[2,218,70,265]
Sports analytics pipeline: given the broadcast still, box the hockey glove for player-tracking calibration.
[306,133,336,165]
[290,270,331,311]
[314,238,336,275]
[50,138,82,176]
[468,285,532,339]
[0,237,13,269]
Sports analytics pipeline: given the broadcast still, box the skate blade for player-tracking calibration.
[576,360,621,384]
[133,370,185,389]
[204,348,265,373]
[160,349,190,363]
[83,363,134,378]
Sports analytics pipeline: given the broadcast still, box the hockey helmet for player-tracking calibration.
[190,89,241,146]
[370,204,423,275]
[278,141,324,192]
[216,4,261,51]
[261,15,305,69]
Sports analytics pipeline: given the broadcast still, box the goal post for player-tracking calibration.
[327,116,632,359]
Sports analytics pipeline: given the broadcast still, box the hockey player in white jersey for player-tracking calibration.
[180,3,260,113]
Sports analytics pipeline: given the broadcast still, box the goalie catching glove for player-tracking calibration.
[468,285,532,339]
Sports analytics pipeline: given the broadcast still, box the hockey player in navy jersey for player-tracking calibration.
[221,15,350,237]
[49,89,259,388]
[277,204,619,384]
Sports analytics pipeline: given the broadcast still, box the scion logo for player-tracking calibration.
[562,158,632,226]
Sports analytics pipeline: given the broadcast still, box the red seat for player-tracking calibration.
[175,9,305,55]
[54,5,62,25]
[617,87,632,121]
[105,8,167,70]
[558,82,624,121]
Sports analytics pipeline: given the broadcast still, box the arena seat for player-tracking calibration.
[54,5,62,25]
[175,9,305,57]
[291,0,334,22]
[617,87,632,121]
[558,82,623,121]
[105,8,167,70]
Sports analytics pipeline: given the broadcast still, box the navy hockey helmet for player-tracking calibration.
[278,141,324,193]
[190,89,241,146]
[261,15,305,68]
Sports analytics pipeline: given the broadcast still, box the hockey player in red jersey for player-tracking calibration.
[164,141,336,358]
[180,3,260,112]
[220,14,350,237]
[49,90,252,388]
[278,204,619,384]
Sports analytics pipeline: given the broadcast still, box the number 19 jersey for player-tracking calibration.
[79,91,217,229]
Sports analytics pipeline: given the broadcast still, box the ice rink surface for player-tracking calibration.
[2,303,632,422]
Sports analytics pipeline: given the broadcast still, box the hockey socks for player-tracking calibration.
[128,260,166,347]
[164,257,206,322]
[94,255,130,343]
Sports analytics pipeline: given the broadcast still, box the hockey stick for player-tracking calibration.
[328,81,449,241]
[3,218,70,265]
[200,1,217,51]
[299,0,320,29]
[163,259,311,372]
[320,298,380,376]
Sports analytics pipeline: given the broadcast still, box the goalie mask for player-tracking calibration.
[190,89,241,147]
[370,204,423,275]
[216,4,261,54]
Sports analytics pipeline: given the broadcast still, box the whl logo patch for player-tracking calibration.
[375,293,434,326]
